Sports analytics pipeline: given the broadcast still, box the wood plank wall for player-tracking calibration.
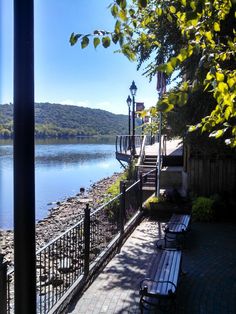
[184,145,236,196]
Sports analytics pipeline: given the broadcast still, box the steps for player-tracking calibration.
[138,155,157,191]
[138,155,186,197]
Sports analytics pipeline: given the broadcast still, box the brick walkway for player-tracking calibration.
[67,219,236,314]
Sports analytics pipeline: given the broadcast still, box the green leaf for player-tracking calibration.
[205,31,213,41]
[102,36,111,48]
[216,72,224,82]
[179,92,188,105]
[170,6,176,14]
[188,125,196,132]
[224,106,231,120]
[157,101,174,112]
[69,33,82,46]
[119,9,127,21]
[190,1,196,11]
[111,4,119,17]
[166,62,174,75]
[214,22,220,32]
[150,106,157,116]
[138,0,147,8]
[210,129,224,138]
[218,82,228,92]
[115,20,121,34]
[81,36,89,49]
[129,8,135,17]
[93,37,100,49]
[156,7,162,16]
[112,34,119,44]
[119,0,127,10]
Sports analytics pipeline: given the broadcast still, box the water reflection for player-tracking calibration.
[0,137,121,229]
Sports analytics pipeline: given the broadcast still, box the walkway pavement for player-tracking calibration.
[67,218,236,314]
[145,139,183,156]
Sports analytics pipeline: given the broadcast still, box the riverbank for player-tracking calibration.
[0,172,121,267]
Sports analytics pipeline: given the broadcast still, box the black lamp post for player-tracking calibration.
[129,81,137,156]
[126,95,132,149]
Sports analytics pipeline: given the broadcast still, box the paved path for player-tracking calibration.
[67,219,236,314]
[145,139,182,156]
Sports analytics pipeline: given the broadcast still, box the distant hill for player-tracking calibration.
[0,102,128,138]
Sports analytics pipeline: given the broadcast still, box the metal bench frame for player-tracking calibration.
[157,214,191,249]
[139,249,182,313]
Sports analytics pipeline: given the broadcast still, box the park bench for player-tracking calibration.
[157,213,191,249]
[139,249,182,312]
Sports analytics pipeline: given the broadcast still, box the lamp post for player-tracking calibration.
[129,81,137,156]
[126,95,132,149]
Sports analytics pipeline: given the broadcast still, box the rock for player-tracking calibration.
[1,171,122,267]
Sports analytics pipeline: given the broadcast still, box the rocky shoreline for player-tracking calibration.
[0,172,121,267]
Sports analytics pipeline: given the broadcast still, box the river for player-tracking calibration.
[0,137,122,230]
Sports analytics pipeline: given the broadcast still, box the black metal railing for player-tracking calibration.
[3,176,144,314]
[115,135,150,155]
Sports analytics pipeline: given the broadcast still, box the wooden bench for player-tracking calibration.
[139,249,182,312]
[157,213,191,249]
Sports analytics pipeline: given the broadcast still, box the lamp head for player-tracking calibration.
[130,81,137,97]
[126,95,132,107]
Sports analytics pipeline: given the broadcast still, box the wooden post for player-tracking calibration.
[14,1,36,313]
[0,259,7,314]
[84,204,90,276]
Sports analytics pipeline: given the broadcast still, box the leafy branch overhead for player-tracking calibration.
[70,0,236,147]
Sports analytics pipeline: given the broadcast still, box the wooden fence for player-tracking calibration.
[184,145,236,197]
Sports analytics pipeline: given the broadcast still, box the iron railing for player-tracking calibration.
[3,176,144,314]
[115,135,152,155]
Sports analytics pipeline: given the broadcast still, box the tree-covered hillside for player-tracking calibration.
[0,103,128,138]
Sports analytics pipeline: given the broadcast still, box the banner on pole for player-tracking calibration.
[135,102,145,111]
[156,72,166,94]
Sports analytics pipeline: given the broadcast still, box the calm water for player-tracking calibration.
[0,138,122,230]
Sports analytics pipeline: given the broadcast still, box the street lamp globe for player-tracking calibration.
[126,95,132,107]
[130,81,137,96]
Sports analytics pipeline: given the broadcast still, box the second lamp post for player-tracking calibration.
[129,81,137,156]
[126,95,132,149]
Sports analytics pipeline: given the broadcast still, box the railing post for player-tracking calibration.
[155,166,158,196]
[119,181,126,236]
[115,136,118,153]
[139,173,143,211]
[0,255,7,314]
[84,204,90,277]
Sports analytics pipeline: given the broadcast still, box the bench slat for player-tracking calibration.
[167,214,191,233]
[150,250,181,296]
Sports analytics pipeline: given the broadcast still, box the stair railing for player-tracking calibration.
[137,135,146,166]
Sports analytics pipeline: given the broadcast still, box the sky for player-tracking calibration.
[0,0,159,115]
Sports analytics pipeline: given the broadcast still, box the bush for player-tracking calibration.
[144,195,164,210]
[192,197,215,222]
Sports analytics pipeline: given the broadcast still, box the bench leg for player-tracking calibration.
[140,294,177,313]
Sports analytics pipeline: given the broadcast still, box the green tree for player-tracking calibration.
[71,0,236,147]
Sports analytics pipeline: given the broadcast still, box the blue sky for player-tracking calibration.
[0,0,158,115]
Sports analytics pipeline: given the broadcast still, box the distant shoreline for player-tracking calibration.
[0,134,117,140]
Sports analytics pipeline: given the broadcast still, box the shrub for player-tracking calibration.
[192,197,215,222]
[144,195,164,210]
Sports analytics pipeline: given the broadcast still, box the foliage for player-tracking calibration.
[104,162,137,220]
[71,0,236,147]
[144,195,164,210]
[0,103,128,138]
[192,196,215,222]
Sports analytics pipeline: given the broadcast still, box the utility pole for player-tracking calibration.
[14,1,36,313]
